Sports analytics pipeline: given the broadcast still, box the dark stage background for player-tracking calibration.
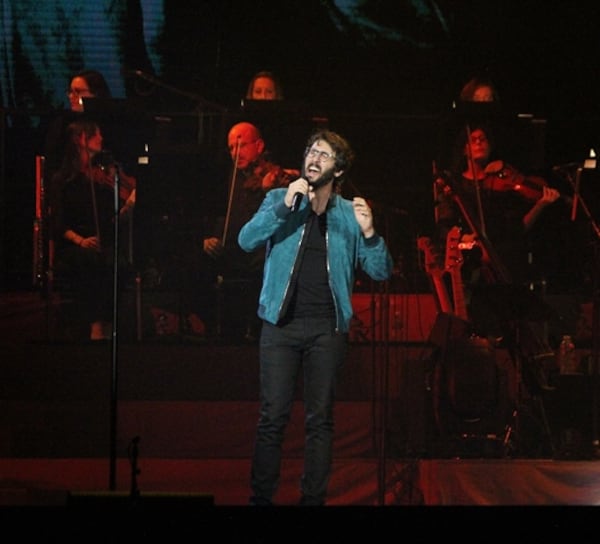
[1,1,599,295]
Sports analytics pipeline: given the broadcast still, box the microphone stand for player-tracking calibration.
[592,242,600,457]
[564,167,600,239]
[376,278,390,505]
[108,162,121,491]
[561,167,600,455]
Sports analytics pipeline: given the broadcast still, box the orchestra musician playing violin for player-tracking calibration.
[202,121,298,342]
[436,122,561,287]
[51,119,136,340]
[434,122,562,390]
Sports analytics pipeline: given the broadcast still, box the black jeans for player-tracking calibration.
[250,317,348,504]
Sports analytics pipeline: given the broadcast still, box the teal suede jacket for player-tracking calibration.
[238,188,394,332]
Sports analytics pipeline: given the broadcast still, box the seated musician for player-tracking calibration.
[245,70,284,101]
[51,119,136,340]
[43,69,113,191]
[434,121,561,388]
[202,121,298,342]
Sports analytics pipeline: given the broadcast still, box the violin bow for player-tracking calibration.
[222,136,242,247]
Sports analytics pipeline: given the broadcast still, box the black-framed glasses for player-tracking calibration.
[306,148,335,162]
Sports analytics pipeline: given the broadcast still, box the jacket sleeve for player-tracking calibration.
[358,232,394,281]
[238,188,290,252]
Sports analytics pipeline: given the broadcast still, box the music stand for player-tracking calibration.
[234,99,326,167]
[82,98,154,169]
[436,101,546,175]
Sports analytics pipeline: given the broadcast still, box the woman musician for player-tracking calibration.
[51,119,136,340]
[435,123,561,285]
[434,121,563,392]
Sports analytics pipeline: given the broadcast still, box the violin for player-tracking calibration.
[482,160,570,205]
[90,164,136,201]
[242,161,299,191]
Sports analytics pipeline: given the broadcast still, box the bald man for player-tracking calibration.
[202,121,298,341]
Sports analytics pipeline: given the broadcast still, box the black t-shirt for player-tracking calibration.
[287,211,335,320]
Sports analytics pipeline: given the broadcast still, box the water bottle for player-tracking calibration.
[558,334,578,374]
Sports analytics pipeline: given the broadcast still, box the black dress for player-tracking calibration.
[52,170,131,330]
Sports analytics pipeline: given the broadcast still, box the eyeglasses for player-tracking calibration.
[306,148,335,162]
[66,87,92,97]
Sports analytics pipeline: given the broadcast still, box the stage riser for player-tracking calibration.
[3,343,439,401]
[3,343,598,459]
[2,400,375,458]
[2,343,429,458]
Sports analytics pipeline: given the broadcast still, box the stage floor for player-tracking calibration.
[2,290,600,513]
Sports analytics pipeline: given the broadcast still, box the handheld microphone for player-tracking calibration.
[291,166,306,212]
[290,192,303,212]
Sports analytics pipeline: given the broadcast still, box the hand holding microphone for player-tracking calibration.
[286,178,310,212]
[291,192,303,212]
